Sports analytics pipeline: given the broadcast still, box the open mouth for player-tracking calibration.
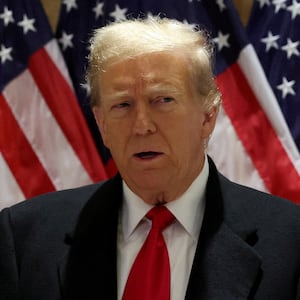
[134,151,162,159]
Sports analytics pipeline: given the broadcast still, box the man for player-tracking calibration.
[0,17,299,300]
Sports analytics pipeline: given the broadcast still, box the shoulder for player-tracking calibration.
[5,182,103,212]
[207,157,300,223]
[0,182,105,236]
[219,173,299,210]
[219,173,300,232]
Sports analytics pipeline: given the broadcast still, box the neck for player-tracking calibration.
[126,176,198,205]
[123,156,207,205]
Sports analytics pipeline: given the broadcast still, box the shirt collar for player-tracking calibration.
[122,156,209,241]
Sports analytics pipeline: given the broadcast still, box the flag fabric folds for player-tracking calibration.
[0,0,107,209]
[247,0,300,151]
[204,0,300,203]
[1,0,299,209]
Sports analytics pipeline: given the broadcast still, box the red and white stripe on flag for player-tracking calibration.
[0,40,107,209]
[208,45,300,205]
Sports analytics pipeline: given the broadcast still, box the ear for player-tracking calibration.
[200,105,219,139]
[92,106,109,148]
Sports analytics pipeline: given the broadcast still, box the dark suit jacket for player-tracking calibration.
[0,158,300,300]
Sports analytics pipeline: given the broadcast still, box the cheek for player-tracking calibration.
[102,121,128,151]
[93,107,110,145]
[181,116,206,150]
[181,111,205,136]
[164,116,203,152]
[101,127,115,150]
[98,120,111,149]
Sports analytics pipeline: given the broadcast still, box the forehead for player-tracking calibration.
[99,51,191,91]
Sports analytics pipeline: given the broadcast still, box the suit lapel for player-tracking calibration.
[185,158,262,300]
[59,174,123,300]
[58,158,263,299]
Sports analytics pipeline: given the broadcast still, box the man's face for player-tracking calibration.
[93,52,217,204]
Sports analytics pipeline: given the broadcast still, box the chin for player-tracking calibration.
[136,178,163,190]
[129,173,165,191]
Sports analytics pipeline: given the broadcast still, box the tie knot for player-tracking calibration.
[146,206,174,231]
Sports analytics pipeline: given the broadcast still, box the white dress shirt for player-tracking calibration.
[117,156,209,300]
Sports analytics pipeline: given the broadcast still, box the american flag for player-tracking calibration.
[1,0,299,209]
[0,0,107,209]
[205,0,300,203]
[247,0,300,151]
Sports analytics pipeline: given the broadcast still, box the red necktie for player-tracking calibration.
[122,206,175,300]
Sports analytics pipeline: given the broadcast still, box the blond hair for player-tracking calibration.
[87,16,221,111]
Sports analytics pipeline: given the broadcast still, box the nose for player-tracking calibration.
[132,105,156,135]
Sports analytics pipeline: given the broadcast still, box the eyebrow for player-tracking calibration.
[146,82,183,95]
[103,76,184,102]
[104,90,131,102]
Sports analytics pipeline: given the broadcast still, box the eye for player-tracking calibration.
[154,96,175,104]
[109,101,132,118]
[161,97,174,103]
[152,96,176,112]
[112,101,130,110]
